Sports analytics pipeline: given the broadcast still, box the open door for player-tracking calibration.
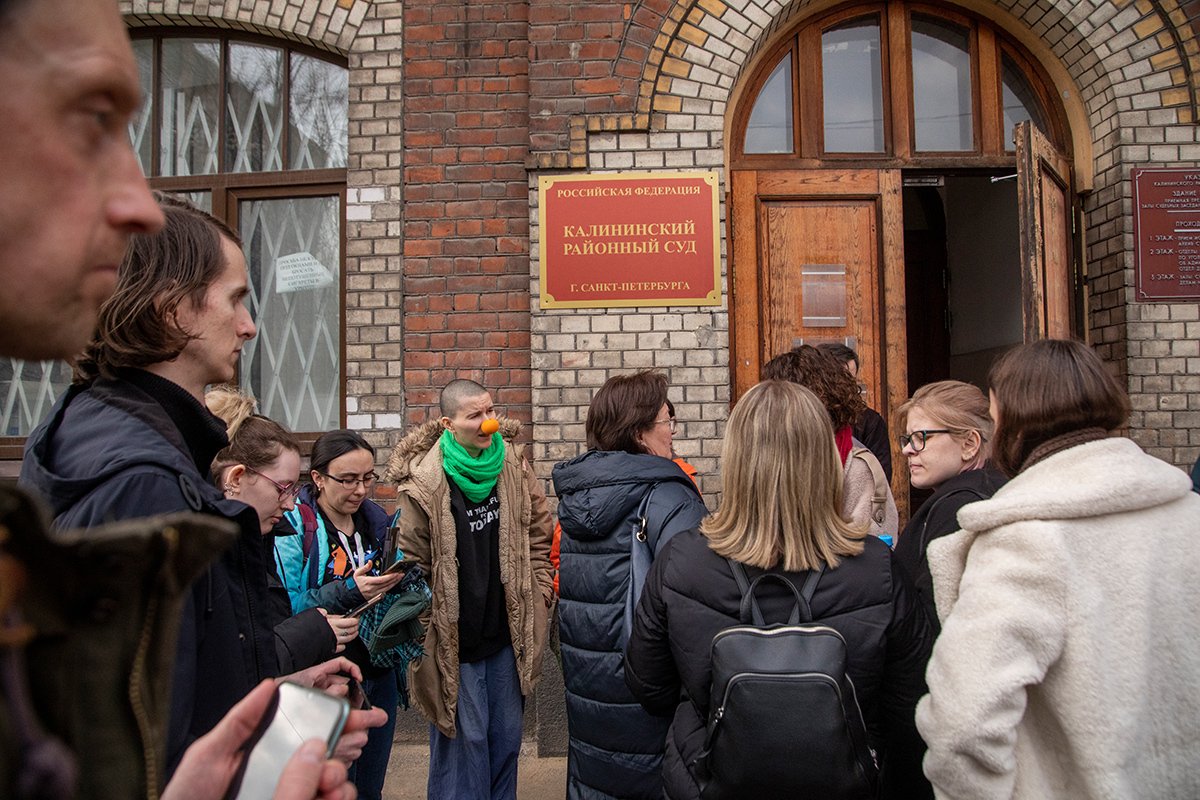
[1015,121,1078,339]
[731,168,908,510]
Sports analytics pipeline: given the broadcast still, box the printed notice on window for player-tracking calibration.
[1132,168,1200,301]
[275,252,335,294]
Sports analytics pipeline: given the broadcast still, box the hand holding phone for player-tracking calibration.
[348,560,403,605]
[161,680,356,800]
[228,682,350,800]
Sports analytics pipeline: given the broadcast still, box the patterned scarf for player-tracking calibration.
[439,428,505,502]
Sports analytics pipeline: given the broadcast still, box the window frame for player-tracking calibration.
[732,0,1067,169]
[135,29,350,435]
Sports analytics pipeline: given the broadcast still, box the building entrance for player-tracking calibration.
[903,171,1024,393]
[730,124,1077,515]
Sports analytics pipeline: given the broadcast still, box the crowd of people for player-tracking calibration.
[3,2,1200,800]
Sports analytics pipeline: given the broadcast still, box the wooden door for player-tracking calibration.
[1015,121,1077,339]
[731,168,907,507]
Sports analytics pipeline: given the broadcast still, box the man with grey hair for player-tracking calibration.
[0,2,365,798]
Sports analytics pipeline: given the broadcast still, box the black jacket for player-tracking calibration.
[624,530,933,800]
[893,467,1007,634]
[552,451,708,800]
[18,371,318,775]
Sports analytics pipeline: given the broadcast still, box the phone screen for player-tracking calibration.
[231,682,350,800]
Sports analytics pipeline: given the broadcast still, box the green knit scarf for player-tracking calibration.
[439,428,505,502]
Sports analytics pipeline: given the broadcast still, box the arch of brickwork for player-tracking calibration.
[120,0,373,55]
[530,0,1200,484]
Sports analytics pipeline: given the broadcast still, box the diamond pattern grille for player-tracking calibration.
[0,361,72,437]
[0,35,347,438]
[239,196,341,432]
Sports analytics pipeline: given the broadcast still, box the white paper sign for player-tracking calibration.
[275,252,334,294]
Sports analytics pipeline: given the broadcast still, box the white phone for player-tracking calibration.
[230,682,350,800]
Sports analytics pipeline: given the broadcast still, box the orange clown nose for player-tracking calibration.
[481,418,500,435]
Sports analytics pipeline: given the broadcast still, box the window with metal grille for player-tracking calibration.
[0,33,348,439]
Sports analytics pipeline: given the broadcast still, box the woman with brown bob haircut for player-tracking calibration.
[551,371,707,800]
[625,381,931,799]
[917,339,1200,799]
[763,346,898,539]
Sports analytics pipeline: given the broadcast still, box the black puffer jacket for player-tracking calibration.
[893,467,1007,634]
[552,451,708,800]
[625,530,933,800]
[18,371,328,775]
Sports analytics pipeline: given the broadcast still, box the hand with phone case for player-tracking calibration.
[227,682,350,799]
[162,680,355,800]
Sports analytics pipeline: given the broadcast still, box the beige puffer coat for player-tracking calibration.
[383,418,555,737]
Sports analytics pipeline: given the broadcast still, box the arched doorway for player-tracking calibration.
[728,1,1080,508]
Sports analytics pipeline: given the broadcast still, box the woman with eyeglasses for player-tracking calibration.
[916,341,1200,799]
[273,429,404,800]
[205,387,357,673]
[892,380,1007,634]
[551,371,708,800]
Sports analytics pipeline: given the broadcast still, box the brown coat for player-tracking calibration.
[0,483,235,800]
[383,419,555,737]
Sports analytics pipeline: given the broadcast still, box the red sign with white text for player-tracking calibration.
[538,171,721,308]
[1133,167,1200,300]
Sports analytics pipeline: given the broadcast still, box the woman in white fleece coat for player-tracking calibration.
[916,339,1200,800]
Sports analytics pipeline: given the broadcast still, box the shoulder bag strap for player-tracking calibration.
[633,482,661,552]
[622,483,663,646]
[851,447,888,525]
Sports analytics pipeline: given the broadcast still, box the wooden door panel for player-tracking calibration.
[1016,121,1075,339]
[731,168,908,516]
[1039,167,1072,338]
[761,200,881,396]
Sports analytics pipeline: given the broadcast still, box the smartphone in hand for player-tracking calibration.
[229,682,350,800]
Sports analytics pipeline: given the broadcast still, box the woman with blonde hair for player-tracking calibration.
[625,380,931,799]
[893,380,1006,632]
[763,346,898,539]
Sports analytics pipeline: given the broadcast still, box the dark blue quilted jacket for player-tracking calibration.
[551,450,707,800]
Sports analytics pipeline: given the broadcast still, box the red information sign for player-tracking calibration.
[1132,167,1200,301]
[538,171,721,308]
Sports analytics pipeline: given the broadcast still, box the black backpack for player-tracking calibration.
[694,560,879,800]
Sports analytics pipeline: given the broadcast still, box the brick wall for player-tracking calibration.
[122,0,1200,485]
[527,0,1200,475]
[398,0,534,432]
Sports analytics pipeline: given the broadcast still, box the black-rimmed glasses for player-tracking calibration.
[245,466,303,501]
[321,472,378,489]
[898,429,953,452]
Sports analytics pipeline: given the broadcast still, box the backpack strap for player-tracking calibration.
[728,560,825,625]
[297,503,323,591]
[850,447,888,526]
